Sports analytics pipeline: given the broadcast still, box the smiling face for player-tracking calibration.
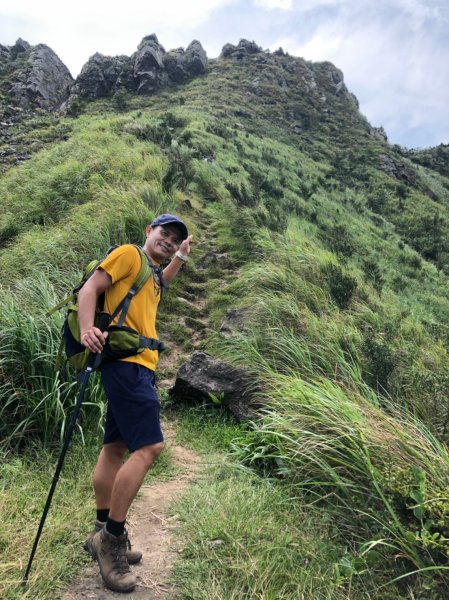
[143,223,183,263]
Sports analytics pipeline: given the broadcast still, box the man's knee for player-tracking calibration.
[103,440,128,461]
[133,442,164,469]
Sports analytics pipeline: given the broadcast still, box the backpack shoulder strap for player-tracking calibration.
[111,246,154,327]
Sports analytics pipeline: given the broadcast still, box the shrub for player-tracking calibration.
[361,258,384,293]
[322,262,358,309]
[112,89,130,112]
[324,223,356,257]
[162,142,195,191]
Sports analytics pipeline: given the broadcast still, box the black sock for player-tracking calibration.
[97,508,109,523]
[106,517,125,537]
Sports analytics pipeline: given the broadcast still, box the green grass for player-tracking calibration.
[166,400,246,454]
[0,440,99,599]
[170,462,346,600]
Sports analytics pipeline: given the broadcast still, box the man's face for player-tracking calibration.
[145,224,183,262]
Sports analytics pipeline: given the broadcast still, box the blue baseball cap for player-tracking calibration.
[150,214,188,240]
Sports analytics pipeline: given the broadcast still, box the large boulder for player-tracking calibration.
[170,351,255,420]
[7,42,73,110]
[163,47,187,83]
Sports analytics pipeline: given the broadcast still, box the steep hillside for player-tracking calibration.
[2,36,449,598]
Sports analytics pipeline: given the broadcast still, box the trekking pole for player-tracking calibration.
[22,312,110,586]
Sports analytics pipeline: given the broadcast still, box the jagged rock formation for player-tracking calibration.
[0,33,359,124]
[0,38,73,110]
[379,153,417,183]
[0,35,208,114]
[164,40,208,83]
[68,34,208,105]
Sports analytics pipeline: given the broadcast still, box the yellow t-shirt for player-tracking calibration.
[100,244,162,371]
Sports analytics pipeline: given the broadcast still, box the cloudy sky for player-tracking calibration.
[1,0,448,148]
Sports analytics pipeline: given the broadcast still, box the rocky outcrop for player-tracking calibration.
[70,34,208,103]
[379,154,417,184]
[2,40,73,110]
[1,35,209,112]
[9,38,30,61]
[69,53,134,99]
[170,351,255,421]
[134,34,167,94]
[164,40,207,83]
[322,62,346,95]
[220,39,263,60]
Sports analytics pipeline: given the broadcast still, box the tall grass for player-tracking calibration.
[0,276,105,450]
[228,338,449,590]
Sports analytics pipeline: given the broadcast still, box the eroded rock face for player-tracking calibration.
[163,48,187,83]
[164,40,207,83]
[5,41,73,110]
[170,351,255,421]
[220,307,252,338]
[184,40,208,75]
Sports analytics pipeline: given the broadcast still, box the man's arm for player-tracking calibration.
[77,268,112,353]
[163,235,193,285]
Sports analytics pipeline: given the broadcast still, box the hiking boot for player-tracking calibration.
[83,520,142,564]
[87,527,136,593]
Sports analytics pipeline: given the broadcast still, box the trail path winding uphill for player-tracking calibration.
[64,427,202,599]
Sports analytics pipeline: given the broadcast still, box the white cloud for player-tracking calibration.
[254,0,292,8]
[1,0,236,25]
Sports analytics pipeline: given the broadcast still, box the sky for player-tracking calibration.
[1,0,448,149]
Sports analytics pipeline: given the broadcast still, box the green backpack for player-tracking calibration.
[49,245,166,376]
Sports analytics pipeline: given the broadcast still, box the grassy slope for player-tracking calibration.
[1,50,449,598]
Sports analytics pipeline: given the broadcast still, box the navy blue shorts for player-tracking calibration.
[100,361,163,452]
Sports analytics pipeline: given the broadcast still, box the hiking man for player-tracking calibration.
[78,214,192,593]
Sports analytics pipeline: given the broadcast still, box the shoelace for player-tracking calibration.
[110,537,131,575]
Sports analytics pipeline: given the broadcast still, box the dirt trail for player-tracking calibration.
[63,426,202,600]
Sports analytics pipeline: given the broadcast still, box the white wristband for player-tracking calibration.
[175,250,188,262]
